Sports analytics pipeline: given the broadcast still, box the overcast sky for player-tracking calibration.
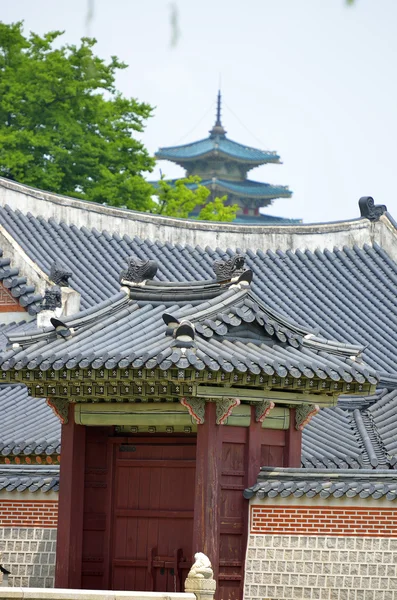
[2,0,397,223]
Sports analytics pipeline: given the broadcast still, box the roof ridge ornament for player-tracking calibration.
[120,257,158,285]
[50,260,72,287]
[213,254,246,281]
[41,286,62,311]
[359,196,387,221]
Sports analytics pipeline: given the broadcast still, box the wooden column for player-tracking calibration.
[192,402,223,581]
[55,403,86,589]
[284,407,302,467]
[246,405,264,488]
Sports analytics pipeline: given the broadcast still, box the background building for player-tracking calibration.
[155,93,298,224]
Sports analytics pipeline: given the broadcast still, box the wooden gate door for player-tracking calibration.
[111,436,196,592]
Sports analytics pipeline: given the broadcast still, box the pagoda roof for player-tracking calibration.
[155,135,281,167]
[0,267,378,389]
[200,178,292,200]
[156,92,282,167]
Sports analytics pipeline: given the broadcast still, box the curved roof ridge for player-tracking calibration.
[155,134,281,166]
[1,177,392,251]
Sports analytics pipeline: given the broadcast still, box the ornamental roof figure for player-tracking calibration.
[1,263,377,391]
[155,91,296,224]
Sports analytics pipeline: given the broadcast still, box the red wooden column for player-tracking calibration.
[55,403,86,589]
[284,407,302,467]
[192,402,223,581]
[246,405,264,488]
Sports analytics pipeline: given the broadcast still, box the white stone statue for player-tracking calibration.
[187,552,214,580]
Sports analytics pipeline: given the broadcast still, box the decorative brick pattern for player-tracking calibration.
[251,505,397,537]
[0,527,57,588]
[0,501,58,528]
[0,284,25,311]
[245,535,397,600]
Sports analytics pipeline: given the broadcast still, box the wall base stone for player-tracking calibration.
[0,528,57,588]
[244,535,397,600]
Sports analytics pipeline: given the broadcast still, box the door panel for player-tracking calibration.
[111,437,196,592]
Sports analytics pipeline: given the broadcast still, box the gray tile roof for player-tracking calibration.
[0,206,396,377]
[302,389,393,470]
[0,248,42,314]
[1,382,395,474]
[0,384,60,457]
[367,389,397,466]
[0,465,59,493]
[0,277,378,386]
[244,467,397,500]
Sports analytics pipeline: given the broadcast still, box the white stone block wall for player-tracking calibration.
[245,497,397,600]
[0,494,58,588]
[0,527,57,588]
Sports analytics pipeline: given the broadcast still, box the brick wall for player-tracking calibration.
[0,501,58,528]
[245,501,397,600]
[251,505,397,537]
[0,499,58,587]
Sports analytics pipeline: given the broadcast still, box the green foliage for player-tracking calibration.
[150,175,238,222]
[0,22,238,222]
[0,21,155,210]
[150,175,209,218]
[197,196,239,222]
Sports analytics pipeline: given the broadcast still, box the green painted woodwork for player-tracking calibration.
[1,366,372,402]
[224,404,290,429]
[196,387,339,408]
[223,404,251,427]
[73,401,290,430]
[74,402,198,430]
[262,406,290,430]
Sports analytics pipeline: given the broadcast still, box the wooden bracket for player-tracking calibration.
[255,400,275,423]
[295,403,320,430]
[180,397,206,424]
[47,397,69,424]
[215,397,240,425]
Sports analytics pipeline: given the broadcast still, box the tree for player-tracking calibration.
[0,22,155,210]
[197,196,238,222]
[0,22,239,222]
[151,175,239,221]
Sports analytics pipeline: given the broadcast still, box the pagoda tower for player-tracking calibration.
[155,92,297,223]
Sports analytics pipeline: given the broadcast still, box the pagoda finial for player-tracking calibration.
[210,90,226,137]
[216,90,222,126]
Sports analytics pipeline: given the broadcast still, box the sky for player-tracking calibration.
[1,0,397,224]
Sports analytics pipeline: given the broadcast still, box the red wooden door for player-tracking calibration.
[111,436,196,592]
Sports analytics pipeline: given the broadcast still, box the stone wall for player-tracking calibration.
[0,496,58,587]
[245,499,397,600]
[0,175,394,255]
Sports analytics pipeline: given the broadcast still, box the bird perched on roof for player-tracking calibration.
[50,260,72,287]
[213,254,245,281]
[50,317,73,339]
[120,257,158,284]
